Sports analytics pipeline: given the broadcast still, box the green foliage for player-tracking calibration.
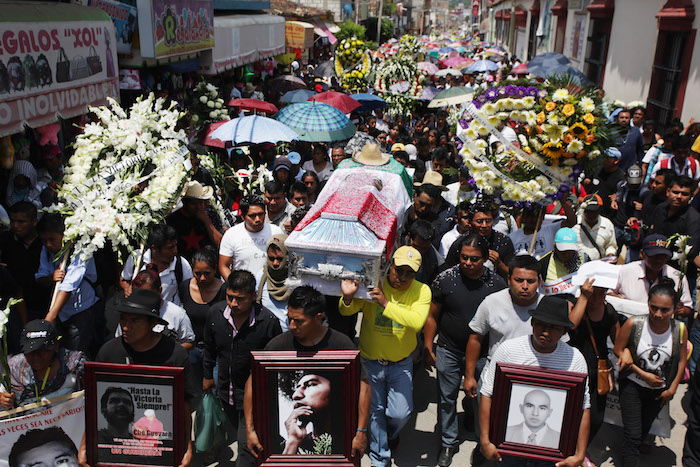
[364,18,395,44]
[336,20,366,42]
[383,1,398,16]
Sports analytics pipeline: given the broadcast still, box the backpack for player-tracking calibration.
[36,54,52,86]
[0,60,9,94]
[658,156,698,178]
[7,56,24,92]
[23,54,39,90]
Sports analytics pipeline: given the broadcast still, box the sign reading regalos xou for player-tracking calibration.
[0,19,119,138]
[136,0,214,59]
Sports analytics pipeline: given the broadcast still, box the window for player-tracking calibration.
[583,18,611,86]
[527,14,538,60]
[647,30,689,128]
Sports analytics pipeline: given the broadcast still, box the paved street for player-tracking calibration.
[358,365,690,467]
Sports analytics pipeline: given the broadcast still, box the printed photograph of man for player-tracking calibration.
[98,387,135,443]
[9,426,78,467]
[133,409,165,440]
[278,371,336,455]
[505,388,561,449]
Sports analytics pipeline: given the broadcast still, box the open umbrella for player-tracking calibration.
[308,91,361,114]
[227,98,278,114]
[280,89,317,103]
[442,56,470,68]
[439,46,456,54]
[542,65,592,85]
[428,86,475,108]
[351,93,387,111]
[419,86,440,101]
[345,132,379,154]
[312,60,335,78]
[268,75,306,93]
[204,121,227,148]
[209,115,298,145]
[511,62,529,75]
[466,60,499,73]
[276,102,356,142]
[418,61,439,75]
[435,68,462,78]
[527,52,570,76]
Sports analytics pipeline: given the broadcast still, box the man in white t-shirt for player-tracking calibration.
[219,194,283,279]
[479,296,590,467]
[509,202,576,260]
[120,224,193,306]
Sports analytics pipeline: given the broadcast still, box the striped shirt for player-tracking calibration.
[480,335,590,410]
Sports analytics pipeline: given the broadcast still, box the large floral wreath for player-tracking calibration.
[335,37,372,93]
[191,80,230,129]
[55,94,191,260]
[457,78,612,206]
[374,35,424,118]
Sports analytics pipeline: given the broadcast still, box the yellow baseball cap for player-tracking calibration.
[391,143,406,152]
[393,246,422,272]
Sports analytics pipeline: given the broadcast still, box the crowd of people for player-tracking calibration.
[2,48,700,467]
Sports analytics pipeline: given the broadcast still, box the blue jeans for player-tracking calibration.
[688,318,700,375]
[59,304,98,358]
[436,345,465,448]
[362,355,414,467]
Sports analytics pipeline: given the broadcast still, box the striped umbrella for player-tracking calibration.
[276,102,356,142]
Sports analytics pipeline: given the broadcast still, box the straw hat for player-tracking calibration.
[183,180,213,200]
[414,170,448,191]
[352,143,390,166]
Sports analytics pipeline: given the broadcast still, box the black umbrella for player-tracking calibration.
[312,60,335,78]
[527,52,571,76]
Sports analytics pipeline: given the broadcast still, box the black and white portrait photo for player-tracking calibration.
[275,370,343,455]
[9,426,79,467]
[505,384,566,449]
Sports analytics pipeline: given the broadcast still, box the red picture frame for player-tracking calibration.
[489,362,587,463]
[251,350,361,466]
[84,362,185,467]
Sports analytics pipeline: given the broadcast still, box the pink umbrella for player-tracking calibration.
[511,63,529,75]
[443,56,471,68]
[204,121,227,148]
[418,61,439,75]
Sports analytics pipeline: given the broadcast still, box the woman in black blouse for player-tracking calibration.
[178,246,226,384]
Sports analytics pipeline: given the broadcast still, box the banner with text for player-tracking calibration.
[89,0,139,55]
[0,392,85,467]
[0,20,119,137]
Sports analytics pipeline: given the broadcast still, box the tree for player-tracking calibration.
[383,1,398,16]
[363,18,395,44]
[336,20,367,42]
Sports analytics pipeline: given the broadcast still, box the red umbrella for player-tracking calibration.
[227,98,278,114]
[512,62,529,75]
[204,121,227,148]
[308,91,361,114]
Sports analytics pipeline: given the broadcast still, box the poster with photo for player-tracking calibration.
[89,0,138,55]
[85,362,184,467]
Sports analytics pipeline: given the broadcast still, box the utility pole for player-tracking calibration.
[377,0,384,44]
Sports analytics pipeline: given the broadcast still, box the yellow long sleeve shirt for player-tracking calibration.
[338,278,431,361]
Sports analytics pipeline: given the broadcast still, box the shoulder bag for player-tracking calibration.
[585,315,614,395]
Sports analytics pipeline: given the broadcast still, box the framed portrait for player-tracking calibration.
[84,362,185,467]
[251,350,361,466]
[489,363,587,463]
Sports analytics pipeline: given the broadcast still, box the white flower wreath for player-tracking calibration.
[56,94,191,260]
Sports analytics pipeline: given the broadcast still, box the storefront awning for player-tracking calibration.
[311,20,338,45]
[200,14,285,75]
[285,21,315,49]
[0,2,120,137]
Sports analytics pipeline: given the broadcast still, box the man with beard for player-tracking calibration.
[98,387,135,442]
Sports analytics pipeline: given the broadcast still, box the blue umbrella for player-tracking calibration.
[351,93,387,111]
[439,46,456,54]
[209,115,298,145]
[280,89,317,103]
[276,102,356,142]
[544,65,592,86]
[466,59,499,73]
[527,52,571,75]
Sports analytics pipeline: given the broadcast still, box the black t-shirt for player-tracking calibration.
[96,336,197,404]
[442,230,514,273]
[265,328,367,382]
[166,210,215,261]
[0,232,47,313]
[591,168,625,219]
[0,264,21,309]
[178,280,227,343]
[431,266,507,353]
